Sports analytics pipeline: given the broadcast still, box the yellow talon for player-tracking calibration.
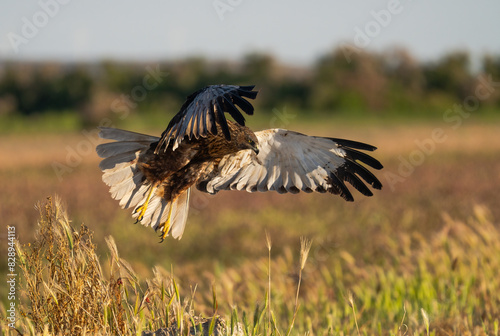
[135,185,156,222]
[159,202,174,242]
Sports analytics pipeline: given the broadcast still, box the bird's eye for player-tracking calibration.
[248,139,254,145]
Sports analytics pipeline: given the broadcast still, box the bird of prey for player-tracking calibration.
[96,85,383,241]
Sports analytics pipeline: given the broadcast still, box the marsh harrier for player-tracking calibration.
[96,85,383,241]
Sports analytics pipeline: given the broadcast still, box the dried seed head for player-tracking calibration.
[347,290,355,308]
[421,308,430,333]
[299,237,312,270]
[265,230,272,251]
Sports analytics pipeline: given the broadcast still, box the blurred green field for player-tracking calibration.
[1,113,500,334]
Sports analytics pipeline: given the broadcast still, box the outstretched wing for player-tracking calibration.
[197,129,383,201]
[155,85,258,153]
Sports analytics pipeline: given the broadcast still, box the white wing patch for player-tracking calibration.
[198,129,382,201]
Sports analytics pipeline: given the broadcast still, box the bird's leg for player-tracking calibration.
[134,184,157,223]
[158,202,174,242]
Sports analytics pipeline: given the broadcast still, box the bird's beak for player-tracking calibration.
[253,145,259,155]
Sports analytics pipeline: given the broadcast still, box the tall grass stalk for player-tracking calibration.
[348,291,360,336]
[286,237,312,336]
[265,230,272,334]
[421,308,430,336]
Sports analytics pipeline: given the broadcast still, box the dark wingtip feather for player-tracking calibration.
[344,159,383,190]
[237,85,258,99]
[344,148,384,170]
[327,173,354,202]
[208,103,218,134]
[239,85,256,91]
[231,94,255,115]
[223,94,246,125]
[337,166,374,197]
[330,137,378,151]
[325,136,384,199]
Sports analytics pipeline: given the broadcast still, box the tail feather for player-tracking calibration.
[129,186,191,239]
[142,194,162,224]
[151,201,168,230]
[169,188,190,239]
[97,127,191,240]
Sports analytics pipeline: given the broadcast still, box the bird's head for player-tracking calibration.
[246,133,259,155]
[236,128,259,155]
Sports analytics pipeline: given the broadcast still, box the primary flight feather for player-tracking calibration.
[96,84,383,241]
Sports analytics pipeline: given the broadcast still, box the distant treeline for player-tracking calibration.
[1,47,499,125]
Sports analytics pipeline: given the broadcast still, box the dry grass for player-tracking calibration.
[14,197,129,335]
[2,195,500,335]
[1,197,236,335]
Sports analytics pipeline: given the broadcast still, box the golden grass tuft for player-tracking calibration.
[15,196,118,334]
[2,197,225,336]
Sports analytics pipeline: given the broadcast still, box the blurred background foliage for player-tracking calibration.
[1,47,499,130]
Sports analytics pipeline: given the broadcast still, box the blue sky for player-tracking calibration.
[1,0,499,65]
